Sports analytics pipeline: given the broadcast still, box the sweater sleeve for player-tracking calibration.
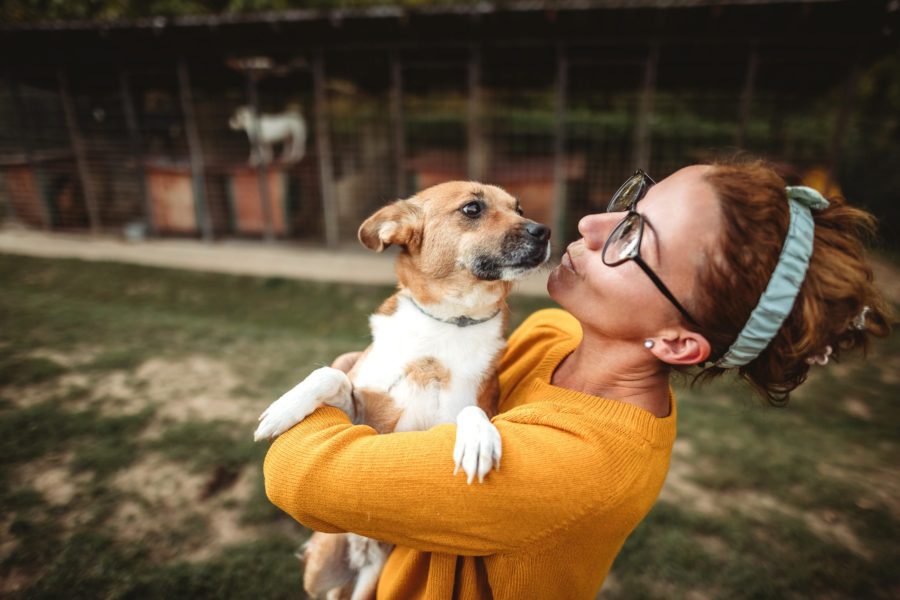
[263,404,648,557]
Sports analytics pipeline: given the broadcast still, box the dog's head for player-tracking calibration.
[228,106,252,130]
[358,182,550,284]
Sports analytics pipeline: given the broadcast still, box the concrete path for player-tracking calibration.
[0,227,552,297]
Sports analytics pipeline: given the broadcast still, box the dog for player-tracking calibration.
[254,181,551,600]
[229,106,307,166]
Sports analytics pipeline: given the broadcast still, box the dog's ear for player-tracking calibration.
[358,199,423,252]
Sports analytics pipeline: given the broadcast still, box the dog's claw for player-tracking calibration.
[453,406,502,485]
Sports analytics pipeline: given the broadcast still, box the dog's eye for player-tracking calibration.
[461,201,482,218]
[515,207,524,216]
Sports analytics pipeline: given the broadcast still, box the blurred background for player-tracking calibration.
[1,0,898,248]
[1,1,898,599]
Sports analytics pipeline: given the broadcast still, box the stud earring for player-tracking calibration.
[643,339,655,349]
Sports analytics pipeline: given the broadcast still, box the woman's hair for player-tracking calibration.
[691,159,892,405]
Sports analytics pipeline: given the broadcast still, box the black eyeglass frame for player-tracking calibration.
[602,169,700,326]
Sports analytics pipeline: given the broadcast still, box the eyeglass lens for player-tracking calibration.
[607,172,647,213]
[603,213,642,265]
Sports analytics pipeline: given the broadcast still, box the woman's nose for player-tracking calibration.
[578,213,615,250]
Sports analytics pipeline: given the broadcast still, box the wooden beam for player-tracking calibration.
[467,44,487,182]
[58,68,101,234]
[4,74,40,225]
[390,48,407,199]
[551,43,568,253]
[176,58,213,242]
[312,49,339,247]
[1,77,19,223]
[632,43,658,171]
[246,70,275,242]
[119,68,154,235]
[736,44,759,149]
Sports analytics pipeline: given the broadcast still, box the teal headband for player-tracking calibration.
[714,185,829,369]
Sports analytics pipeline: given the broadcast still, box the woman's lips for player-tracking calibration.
[561,245,578,274]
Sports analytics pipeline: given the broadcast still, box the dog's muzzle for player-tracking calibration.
[471,222,551,281]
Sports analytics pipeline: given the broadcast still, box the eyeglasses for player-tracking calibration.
[602,169,699,326]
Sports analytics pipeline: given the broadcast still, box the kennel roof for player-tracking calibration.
[1,0,894,94]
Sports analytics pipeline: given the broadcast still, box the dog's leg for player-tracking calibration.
[282,123,299,163]
[254,367,353,440]
[453,406,502,484]
[350,564,380,600]
[280,136,293,163]
[347,536,390,600]
[303,532,354,599]
[259,142,273,165]
[293,124,306,162]
[246,131,259,166]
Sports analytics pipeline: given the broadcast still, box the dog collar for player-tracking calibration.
[406,297,501,328]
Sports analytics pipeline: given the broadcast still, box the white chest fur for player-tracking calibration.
[352,298,504,432]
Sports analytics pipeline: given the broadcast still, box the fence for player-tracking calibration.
[1,7,896,249]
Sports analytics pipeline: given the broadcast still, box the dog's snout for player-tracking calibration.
[525,222,551,243]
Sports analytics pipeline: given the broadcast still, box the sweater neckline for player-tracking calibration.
[528,336,677,447]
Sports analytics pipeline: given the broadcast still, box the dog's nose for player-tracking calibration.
[525,222,551,242]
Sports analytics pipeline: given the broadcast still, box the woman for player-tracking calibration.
[263,160,890,599]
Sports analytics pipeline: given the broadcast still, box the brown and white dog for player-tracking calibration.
[253,181,551,600]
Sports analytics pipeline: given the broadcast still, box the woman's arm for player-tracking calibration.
[263,405,648,557]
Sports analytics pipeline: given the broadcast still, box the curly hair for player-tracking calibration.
[691,159,892,405]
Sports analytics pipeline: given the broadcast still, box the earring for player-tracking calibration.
[643,339,655,349]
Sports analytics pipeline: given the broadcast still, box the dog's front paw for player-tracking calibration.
[453,406,502,484]
[254,367,352,441]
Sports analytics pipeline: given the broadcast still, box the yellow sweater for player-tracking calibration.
[264,309,676,599]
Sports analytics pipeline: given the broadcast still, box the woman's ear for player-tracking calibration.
[358,199,423,252]
[648,328,712,366]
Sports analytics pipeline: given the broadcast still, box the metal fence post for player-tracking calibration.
[313,48,339,247]
[632,43,658,171]
[119,67,155,235]
[736,44,759,150]
[467,44,487,182]
[176,58,213,242]
[9,75,52,228]
[58,67,101,234]
[390,48,407,199]
[828,50,862,188]
[551,43,569,253]
[246,70,275,242]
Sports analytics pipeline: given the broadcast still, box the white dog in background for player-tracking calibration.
[229,106,307,166]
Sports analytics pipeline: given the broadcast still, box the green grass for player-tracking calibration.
[154,419,265,473]
[608,332,900,599]
[0,352,68,386]
[0,252,896,599]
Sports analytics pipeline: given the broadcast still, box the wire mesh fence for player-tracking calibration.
[0,33,894,249]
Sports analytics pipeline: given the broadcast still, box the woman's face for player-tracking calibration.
[548,165,722,340]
